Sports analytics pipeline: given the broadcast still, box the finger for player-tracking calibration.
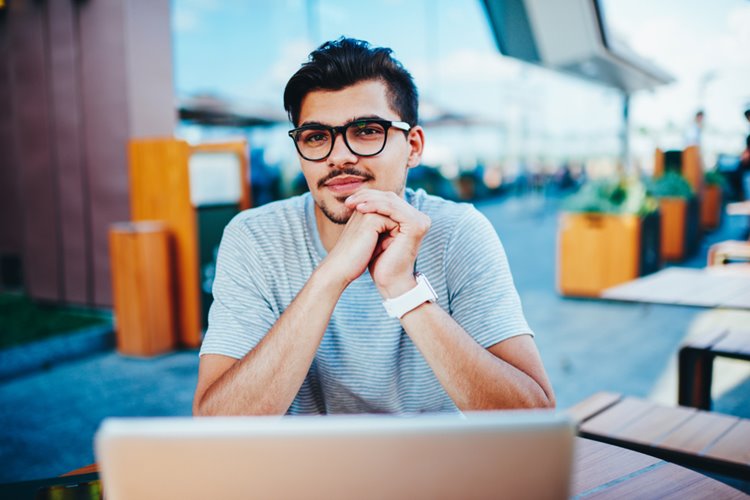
[350,193,417,226]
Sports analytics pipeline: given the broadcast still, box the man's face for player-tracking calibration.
[296,79,423,225]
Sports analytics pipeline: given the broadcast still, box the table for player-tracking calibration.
[602,267,750,309]
[679,327,750,410]
[4,438,736,499]
[571,438,747,498]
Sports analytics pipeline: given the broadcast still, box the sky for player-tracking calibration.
[172,0,750,175]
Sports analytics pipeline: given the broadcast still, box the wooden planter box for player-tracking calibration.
[557,212,660,297]
[659,197,700,262]
[700,184,722,231]
[110,222,176,357]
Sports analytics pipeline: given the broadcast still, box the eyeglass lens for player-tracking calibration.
[296,121,387,160]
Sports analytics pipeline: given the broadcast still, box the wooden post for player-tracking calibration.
[109,221,176,357]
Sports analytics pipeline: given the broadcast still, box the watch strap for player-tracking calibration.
[382,272,438,319]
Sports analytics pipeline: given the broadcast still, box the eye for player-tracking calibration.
[300,129,330,145]
[351,122,385,139]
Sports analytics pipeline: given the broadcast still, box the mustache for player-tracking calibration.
[317,168,374,189]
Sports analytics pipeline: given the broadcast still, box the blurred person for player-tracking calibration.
[193,38,554,416]
[683,110,704,148]
[740,133,750,200]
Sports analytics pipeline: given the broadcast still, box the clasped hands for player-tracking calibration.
[322,189,431,298]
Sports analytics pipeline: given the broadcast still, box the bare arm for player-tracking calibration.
[346,189,555,410]
[193,267,345,416]
[193,211,400,416]
[400,302,554,410]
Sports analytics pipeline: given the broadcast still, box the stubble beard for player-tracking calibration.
[315,165,409,225]
[318,196,352,225]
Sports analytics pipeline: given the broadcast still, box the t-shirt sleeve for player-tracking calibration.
[444,207,533,348]
[199,221,277,359]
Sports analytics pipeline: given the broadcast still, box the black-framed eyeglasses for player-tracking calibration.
[288,119,411,161]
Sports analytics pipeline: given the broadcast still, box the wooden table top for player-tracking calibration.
[572,437,747,498]
[61,437,747,498]
[602,267,750,309]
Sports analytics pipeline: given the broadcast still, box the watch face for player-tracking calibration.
[416,273,438,301]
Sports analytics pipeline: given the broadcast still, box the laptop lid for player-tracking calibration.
[95,411,574,500]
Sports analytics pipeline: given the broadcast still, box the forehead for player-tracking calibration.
[298,80,399,125]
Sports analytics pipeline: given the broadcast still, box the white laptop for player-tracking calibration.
[95,411,574,500]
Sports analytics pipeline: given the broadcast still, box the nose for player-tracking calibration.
[326,131,357,168]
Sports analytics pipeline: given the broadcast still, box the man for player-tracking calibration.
[193,38,554,416]
[684,110,704,148]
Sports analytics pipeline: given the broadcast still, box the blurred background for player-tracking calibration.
[1,0,749,486]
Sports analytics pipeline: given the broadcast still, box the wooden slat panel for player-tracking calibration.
[703,420,750,465]
[0,13,24,256]
[46,0,90,305]
[613,405,697,445]
[579,397,655,437]
[566,392,622,425]
[570,438,660,496]
[77,0,131,307]
[8,0,62,301]
[659,411,739,454]
[585,459,747,500]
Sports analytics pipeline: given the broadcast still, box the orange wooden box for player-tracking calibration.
[557,213,643,297]
[109,221,176,357]
[654,146,703,193]
[128,138,251,348]
[700,184,721,231]
[659,198,687,262]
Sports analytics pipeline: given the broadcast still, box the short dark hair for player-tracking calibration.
[744,109,750,120]
[283,37,418,127]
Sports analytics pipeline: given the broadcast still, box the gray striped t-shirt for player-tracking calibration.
[200,188,533,414]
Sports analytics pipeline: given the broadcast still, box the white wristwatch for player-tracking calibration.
[382,272,438,319]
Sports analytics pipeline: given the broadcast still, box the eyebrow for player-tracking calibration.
[299,114,388,128]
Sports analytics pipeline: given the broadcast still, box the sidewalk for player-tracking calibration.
[1,192,748,483]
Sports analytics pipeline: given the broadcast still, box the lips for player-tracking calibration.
[323,175,368,194]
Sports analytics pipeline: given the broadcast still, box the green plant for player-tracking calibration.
[647,171,694,199]
[562,177,657,216]
[0,293,111,350]
[704,170,728,190]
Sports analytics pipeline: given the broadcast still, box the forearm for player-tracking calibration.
[196,267,346,416]
[400,303,554,411]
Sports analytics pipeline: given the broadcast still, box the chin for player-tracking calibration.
[318,200,353,225]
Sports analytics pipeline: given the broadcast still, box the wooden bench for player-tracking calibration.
[679,328,750,410]
[569,392,750,481]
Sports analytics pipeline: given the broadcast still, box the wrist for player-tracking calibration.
[311,261,349,296]
[377,274,418,299]
[381,272,438,319]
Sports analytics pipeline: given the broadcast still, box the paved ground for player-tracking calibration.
[1,191,748,483]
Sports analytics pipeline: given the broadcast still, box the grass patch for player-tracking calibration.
[0,293,112,350]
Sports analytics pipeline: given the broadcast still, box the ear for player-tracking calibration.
[405,125,425,168]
